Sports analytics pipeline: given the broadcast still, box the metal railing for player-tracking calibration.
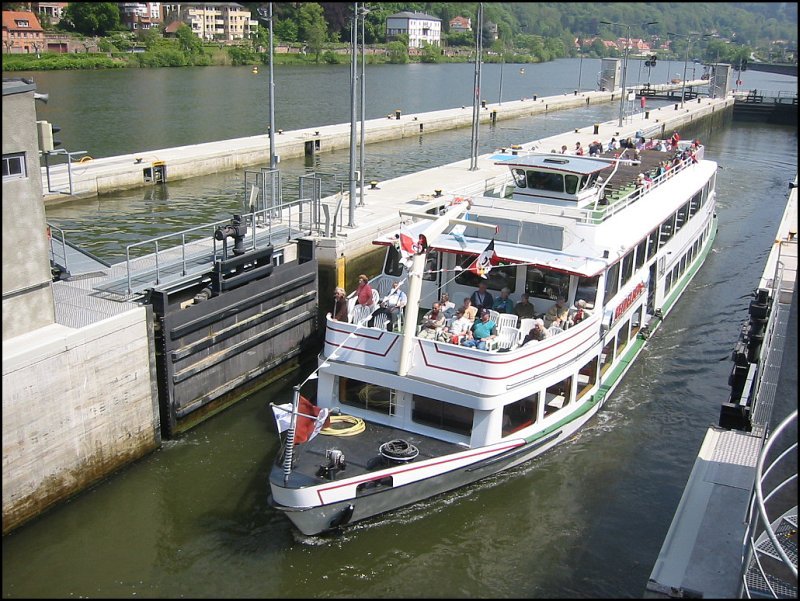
[742,409,798,598]
[47,222,69,273]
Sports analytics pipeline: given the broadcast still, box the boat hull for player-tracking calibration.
[269,399,601,536]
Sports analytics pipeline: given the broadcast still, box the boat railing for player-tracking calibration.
[450,150,702,226]
[123,197,316,295]
[46,222,69,273]
[741,409,798,598]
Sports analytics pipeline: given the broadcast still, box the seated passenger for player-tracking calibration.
[513,292,536,320]
[460,309,497,350]
[470,281,494,313]
[493,287,514,314]
[448,308,473,343]
[544,296,569,327]
[460,297,478,321]
[383,280,407,329]
[570,299,592,326]
[418,303,445,339]
[332,287,348,323]
[522,319,548,344]
[439,292,456,319]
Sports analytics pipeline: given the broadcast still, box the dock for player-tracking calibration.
[645,179,797,598]
[39,80,707,204]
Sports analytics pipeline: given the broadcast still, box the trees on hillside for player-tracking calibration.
[61,2,121,36]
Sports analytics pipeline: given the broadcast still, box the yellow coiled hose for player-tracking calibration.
[320,414,365,436]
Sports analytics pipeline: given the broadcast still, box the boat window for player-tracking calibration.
[339,378,394,416]
[544,376,573,416]
[584,173,600,190]
[502,393,539,436]
[423,250,439,282]
[646,229,658,260]
[412,395,472,436]
[564,174,580,195]
[635,239,647,270]
[576,356,599,400]
[454,252,516,291]
[600,338,615,377]
[605,262,620,300]
[526,265,569,301]
[512,168,527,187]
[384,243,405,276]
[659,214,676,246]
[527,170,564,193]
[575,274,599,309]
[675,202,689,232]
[616,319,630,354]
[621,251,634,287]
[666,271,673,292]
[688,192,700,217]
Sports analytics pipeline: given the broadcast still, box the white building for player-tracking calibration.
[386,11,441,48]
[161,2,257,42]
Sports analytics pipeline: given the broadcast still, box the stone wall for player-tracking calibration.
[2,307,160,534]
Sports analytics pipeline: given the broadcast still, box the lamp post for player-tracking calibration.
[601,20,658,127]
[256,5,277,171]
[668,32,710,107]
[347,1,358,226]
[358,4,369,206]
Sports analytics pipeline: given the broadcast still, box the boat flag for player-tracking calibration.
[397,228,416,270]
[295,396,330,444]
[271,403,294,434]
[468,239,499,278]
[271,396,330,444]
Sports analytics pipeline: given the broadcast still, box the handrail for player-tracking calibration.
[743,409,799,598]
[46,222,69,273]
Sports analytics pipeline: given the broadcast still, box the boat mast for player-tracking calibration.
[397,202,496,376]
[469,2,484,171]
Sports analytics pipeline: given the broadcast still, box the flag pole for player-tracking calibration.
[283,385,301,485]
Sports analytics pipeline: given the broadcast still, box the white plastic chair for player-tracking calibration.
[371,288,381,307]
[375,277,393,298]
[371,312,390,331]
[351,304,373,325]
[547,325,563,337]
[496,314,518,333]
[488,309,500,324]
[518,318,536,344]
[495,326,520,351]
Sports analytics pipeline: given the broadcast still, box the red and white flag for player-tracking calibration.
[271,396,330,444]
[468,239,499,278]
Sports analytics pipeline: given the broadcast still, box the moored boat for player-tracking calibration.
[268,136,718,536]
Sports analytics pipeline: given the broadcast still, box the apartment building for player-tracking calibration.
[386,11,441,49]
[161,2,256,42]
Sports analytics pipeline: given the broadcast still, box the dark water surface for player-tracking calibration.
[2,61,797,598]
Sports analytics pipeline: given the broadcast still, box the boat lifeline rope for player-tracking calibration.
[320,414,365,436]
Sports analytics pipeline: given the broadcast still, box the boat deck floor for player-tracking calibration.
[289,418,465,481]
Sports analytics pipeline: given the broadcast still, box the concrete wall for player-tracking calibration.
[2,307,160,534]
[2,81,55,340]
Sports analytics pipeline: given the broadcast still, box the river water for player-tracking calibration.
[2,60,797,598]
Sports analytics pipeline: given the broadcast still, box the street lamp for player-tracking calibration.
[601,20,658,127]
[256,4,277,171]
[667,32,711,107]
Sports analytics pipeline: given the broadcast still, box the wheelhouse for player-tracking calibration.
[499,155,611,207]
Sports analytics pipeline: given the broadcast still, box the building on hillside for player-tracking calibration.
[161,2,257,42]
[30,2,68,26]
[449,16,471,34]
[386,11,441,48]
[118,2,163,32]
[485,21,499,41]
[2,10,45,54]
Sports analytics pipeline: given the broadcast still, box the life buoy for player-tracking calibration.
[79,156,93,163]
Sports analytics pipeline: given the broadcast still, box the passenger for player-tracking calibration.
[513,292,536,320]
[355,274,374,308]
[332,287,349,323]
[607,137,619,152]
[470,281,494,313]
[522,318,548,344]
[588,140,603,156]
[439,292,456,318]
[560,144,569,154]
[574,141,585,156]
[544,296,569,327]
[671,131,680,148]
[448,308,473,343]
[461,297,478,321]
[461,308,497,350]
[418,302,446,339]
[570,299,592,325]
[367,280,408,332]
[493,287,514,314]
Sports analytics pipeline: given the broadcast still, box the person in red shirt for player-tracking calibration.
[355,274,374,308]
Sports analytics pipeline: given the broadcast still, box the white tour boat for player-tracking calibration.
[268,138,718,536]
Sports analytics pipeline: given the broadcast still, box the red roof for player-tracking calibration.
[2,11,44,32]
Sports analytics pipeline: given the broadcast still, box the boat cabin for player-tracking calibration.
[499,155,611,208]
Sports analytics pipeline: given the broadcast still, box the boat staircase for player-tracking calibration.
[742,410,798,599]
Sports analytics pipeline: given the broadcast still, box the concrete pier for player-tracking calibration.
[40,81,706,204]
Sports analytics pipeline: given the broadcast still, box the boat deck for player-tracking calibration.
[287,417,464,482]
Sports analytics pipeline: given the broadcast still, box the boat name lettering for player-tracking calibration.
[613,281,646,322]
